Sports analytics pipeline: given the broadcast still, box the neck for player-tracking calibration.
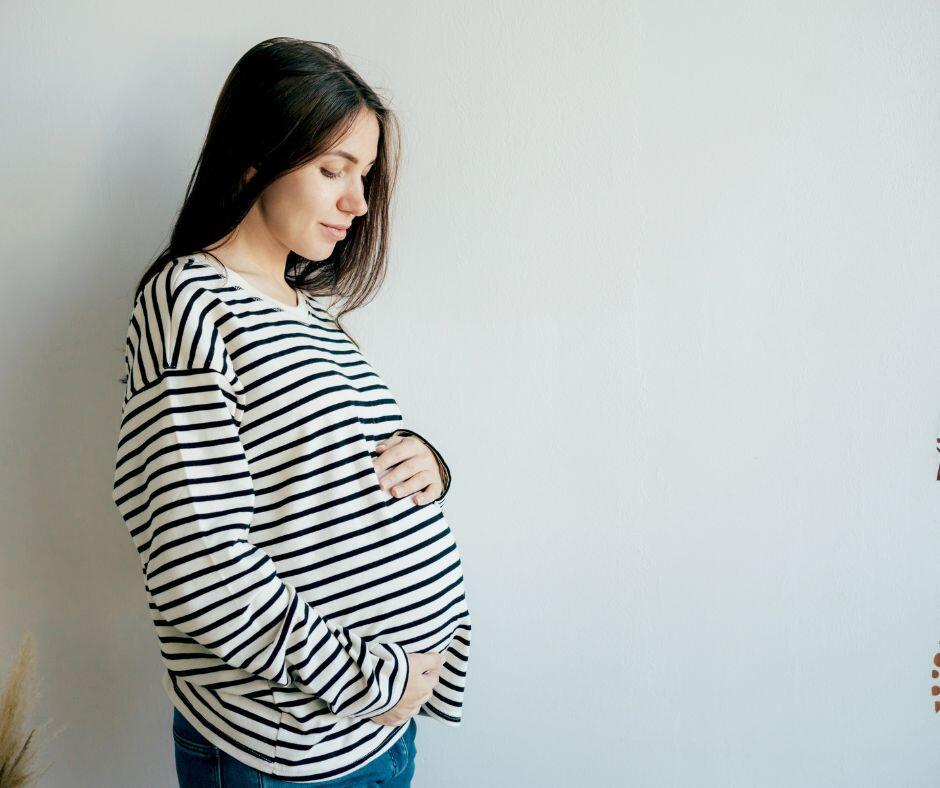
[209,205,290,283]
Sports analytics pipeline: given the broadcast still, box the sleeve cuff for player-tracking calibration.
[356,641,410,720]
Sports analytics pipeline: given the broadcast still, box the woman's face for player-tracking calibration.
[252,109,380,261]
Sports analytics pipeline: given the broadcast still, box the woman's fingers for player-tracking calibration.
[397,471,443,504]
[374,433,406,455]
[374,448,443,501]
[374,434,445,502]
[374,434,428,475]
[376,458,422,492]
[374,433,411,463]
[387,469,440,500]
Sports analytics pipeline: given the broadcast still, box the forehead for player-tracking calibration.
[323,111,380,163]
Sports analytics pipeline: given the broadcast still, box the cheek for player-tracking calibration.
[297,180,333,216]
[260,178,331,234]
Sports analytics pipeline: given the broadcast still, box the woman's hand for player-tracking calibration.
[370,652,444,726]
[373,432,446,505]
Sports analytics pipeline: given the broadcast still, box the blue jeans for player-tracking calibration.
[172,707,417,787]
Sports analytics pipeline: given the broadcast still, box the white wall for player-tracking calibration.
[1,1,938,786]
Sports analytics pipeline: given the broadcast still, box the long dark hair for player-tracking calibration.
[132,37,401,345]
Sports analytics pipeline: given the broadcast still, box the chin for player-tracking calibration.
[293,243,334,262]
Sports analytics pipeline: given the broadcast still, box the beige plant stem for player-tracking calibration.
[0,633,56,788]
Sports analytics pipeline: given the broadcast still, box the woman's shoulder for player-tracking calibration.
[168,252,228,295]
[131,252,225,312]
[122,253,239,387]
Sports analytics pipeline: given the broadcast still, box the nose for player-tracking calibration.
[338,184,369,219]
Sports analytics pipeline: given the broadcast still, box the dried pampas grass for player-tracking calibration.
[0,633,59,788]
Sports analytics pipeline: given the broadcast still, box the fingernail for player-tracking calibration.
[377,444,386,451]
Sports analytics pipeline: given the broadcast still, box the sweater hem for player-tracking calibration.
[163,671,411,781]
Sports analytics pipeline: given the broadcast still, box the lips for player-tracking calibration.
[322,223,351,230]
[321,223,348,240]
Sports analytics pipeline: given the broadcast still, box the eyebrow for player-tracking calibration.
[325,149,377,166]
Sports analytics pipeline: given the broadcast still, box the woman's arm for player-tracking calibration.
[112,368,410,720]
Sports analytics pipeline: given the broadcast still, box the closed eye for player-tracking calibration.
[320,167,372,184]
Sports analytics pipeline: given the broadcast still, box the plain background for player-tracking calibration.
[1,1,939,786]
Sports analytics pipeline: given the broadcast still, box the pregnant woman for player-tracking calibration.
[110,37,472,786]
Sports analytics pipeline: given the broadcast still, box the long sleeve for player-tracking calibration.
[112,367,409,720]
[391,428,451,504]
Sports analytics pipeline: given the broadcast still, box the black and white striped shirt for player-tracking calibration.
[111,253,472,781]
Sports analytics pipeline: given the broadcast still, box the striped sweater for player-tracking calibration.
[110,253,472,781]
